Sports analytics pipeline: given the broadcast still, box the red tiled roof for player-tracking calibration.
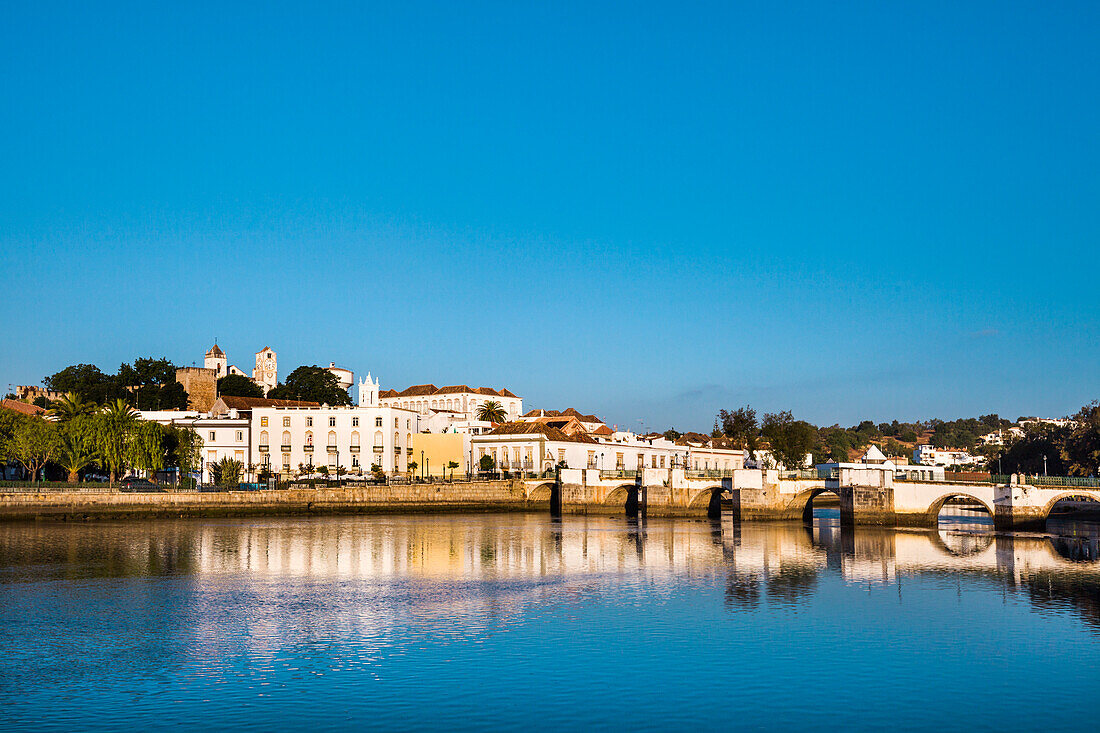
[487,421,597,444]
[1,398,46,417]
[394,384,438,397]
[387,384,519,399]
[522,407,602,423]
[213,396,320,410]
[379,389,398,398]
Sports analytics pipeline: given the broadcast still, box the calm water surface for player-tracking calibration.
[1,511,1098,731]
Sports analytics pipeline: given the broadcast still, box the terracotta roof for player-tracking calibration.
[394,384,438,397]
[1,398,46,417]
[487,421,597,444]
[387,384,519,399]
[379,389,398,398]
[213,396,320,411]
[522,407,602,423]
[206,344,224,357]
[591,425,614,436]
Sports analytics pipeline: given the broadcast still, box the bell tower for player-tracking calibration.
[204,343,227,377]
[358,373,379,407]
[252,347,278,395]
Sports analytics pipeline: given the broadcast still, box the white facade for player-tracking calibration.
[470,429,744,473]
[913,444,981,468]
[380,385,523,422]
[251,405,420,477]
[137,410,249,483]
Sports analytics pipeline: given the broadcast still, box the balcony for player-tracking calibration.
[280,445,291,453]
[258,445,269,453]
[373,444,384,453]
[303,445,313,453]
[349,445,360,453]
[326,445,338,453]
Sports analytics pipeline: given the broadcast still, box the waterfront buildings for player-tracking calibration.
[379,383,523,423]
[913,444,982,468]
[251,404,419,475]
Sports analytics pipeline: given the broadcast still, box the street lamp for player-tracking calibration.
[1043,454,1048,477]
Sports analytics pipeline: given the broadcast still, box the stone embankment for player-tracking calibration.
[0,480,531,521]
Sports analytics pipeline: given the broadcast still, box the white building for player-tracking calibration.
[137,409,250,484]
[251,404,420,477]
[379,383,523,425]
[470,424,744,473]
[202,343,277,393]
[913,444,982,468]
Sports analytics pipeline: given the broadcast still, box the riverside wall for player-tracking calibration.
[0,480,532,521]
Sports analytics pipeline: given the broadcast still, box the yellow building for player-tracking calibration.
[408,433,467,477]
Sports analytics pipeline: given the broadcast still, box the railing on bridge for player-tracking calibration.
[1015,475,1100,488]
[776,469,821,480]
[684,469,736,479]
[599,469,638,480]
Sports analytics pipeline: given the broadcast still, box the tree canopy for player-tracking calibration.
[43,357,188,409]
[217,374,264,398]
[268,366,351,405]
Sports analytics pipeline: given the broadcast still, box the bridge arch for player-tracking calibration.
[604,484,642,515]
[527,482,555,503]
[688,485,724,519]
[925,492,995,526]
[1040,491,1100,523]
[786,488,838,523]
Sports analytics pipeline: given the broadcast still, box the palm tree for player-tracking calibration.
[476,400,508,425]
[58,418,96,483]
[48,392,93,422]
[97,398,137,485]
[212,457,243,487]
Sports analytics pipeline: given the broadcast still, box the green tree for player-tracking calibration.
[8,416,61,482]
[1064,401,1100,476]
[157,381,190,410]
[43,364,121,405]
[478,454,496,472]
[47,392,94,422]
[95,399,137,484]
[268,366,351,405]
[447,460,460,478]
[718,407,758,451]
[760,411,818,471]
[217,374,263,398]
[118,357,176,387]
[212,457,243,487]
[663,428,682,441]
[127,421,166,475]
[475,400,508,424]
[58,416,97,483]
[165,425,202,487]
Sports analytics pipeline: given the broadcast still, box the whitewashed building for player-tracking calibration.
[251,405,420,477]
[379,383,523,423]
[137,409,249,484]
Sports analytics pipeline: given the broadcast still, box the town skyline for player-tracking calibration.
[6,338,1089,435]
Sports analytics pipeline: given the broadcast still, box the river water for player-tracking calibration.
[1,511,1098,731]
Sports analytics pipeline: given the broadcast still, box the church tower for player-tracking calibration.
[358,373,379,407]
[204,343,227,377]
[252,347,278,395]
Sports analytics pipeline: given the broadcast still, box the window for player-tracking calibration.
[328,431,337,446]
[282,454,290,469]
[406,419,410,429]
[260,417,268,427]
[329,417,336,427]
[306,417,313,427]
[616,452,624,469]
[660,455,665,468]
[394,417,398,428]
[282,431,291,446]
[352,417,359,427]
[259,430,269,446]
[283,417,291,427]
[375,417,383,427]
[235,450,244,462]
[209,431,216,441]
[305,431,313,446]
[236,431,243,442]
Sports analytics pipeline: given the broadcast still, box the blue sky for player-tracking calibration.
[1,1,1097,430]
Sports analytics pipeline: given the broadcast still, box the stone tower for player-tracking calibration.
[252,347,278,395]
[358,373,379,407]
[204,343,227,377]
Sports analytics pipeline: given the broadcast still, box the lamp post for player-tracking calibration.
[1043,454,1048,477]
[421,450,425,481]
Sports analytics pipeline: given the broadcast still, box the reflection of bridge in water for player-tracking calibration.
[3,513,1096,629]
[523,467,1100,532]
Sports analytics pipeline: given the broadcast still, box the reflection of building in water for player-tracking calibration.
[1,516,1098,630]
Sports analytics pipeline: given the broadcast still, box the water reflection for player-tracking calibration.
[1,514,1098,626]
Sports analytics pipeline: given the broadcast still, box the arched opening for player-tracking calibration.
[688,486,725,519]
[527,482,554,503]
[929,494,994,532]
[604,484,641,516]
[799,488,841,525]
[1044,494,1100,541]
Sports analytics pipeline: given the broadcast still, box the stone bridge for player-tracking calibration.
[733,465,1100,531]
[525,467,1100,530]
[521,468,815,518]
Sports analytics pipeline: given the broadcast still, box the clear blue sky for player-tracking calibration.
[1,1,1097,431]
